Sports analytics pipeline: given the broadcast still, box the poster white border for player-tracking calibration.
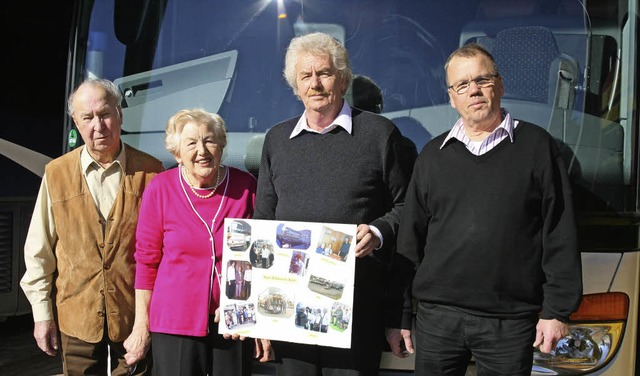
[218,218,356,348]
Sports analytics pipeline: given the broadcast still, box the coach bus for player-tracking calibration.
[1,0,638,374]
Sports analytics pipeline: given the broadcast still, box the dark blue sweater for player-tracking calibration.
[388,121,582,328]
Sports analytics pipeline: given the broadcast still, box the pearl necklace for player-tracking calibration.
[178,166,230,290]
[181,165,225,199]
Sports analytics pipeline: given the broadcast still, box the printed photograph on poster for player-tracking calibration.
[218,218,356,348]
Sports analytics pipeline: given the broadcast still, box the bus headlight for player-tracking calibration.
[555,327,603,361]
[532,292,628,375]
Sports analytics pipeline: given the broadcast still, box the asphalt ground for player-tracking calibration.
[0,314,419,376]
[0,314,62,376]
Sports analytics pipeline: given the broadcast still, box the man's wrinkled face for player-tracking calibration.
[295,52,346,116]
[72,83,122,160]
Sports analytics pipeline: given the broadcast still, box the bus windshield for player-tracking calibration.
[77,0,636,215]
[44,0,640,374]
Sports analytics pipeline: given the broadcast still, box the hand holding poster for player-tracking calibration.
[218,218,356,348]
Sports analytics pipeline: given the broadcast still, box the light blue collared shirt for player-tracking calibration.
[290,101,352,139]
[440,108,519,156]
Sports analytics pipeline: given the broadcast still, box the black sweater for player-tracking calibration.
[254,108,411,255]
[388,121,582,329]
[254,109,413,353]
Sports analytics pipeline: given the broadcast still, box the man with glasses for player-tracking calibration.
[385,43,583,375]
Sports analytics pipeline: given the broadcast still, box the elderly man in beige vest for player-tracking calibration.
[20,78,164,375]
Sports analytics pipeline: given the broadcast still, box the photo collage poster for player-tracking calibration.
[218,218,357,348]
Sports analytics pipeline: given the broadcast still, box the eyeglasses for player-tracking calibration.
[448,74,499,94]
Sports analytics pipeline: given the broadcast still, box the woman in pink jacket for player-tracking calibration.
[123,108,256,376]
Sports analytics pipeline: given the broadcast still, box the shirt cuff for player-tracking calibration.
[31,301,54,322]
[369,225,383,249]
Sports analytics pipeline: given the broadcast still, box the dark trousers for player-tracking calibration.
[227,281,236,299]
[274,342,375,376]
[273,299,382,375]
[414,302,536,376]
[151,319,251,376]
[275,259,384,376]
[60,331,149,376]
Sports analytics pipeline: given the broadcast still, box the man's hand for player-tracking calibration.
[533,318,569,353]
[254,338,273,363]
[385,328,414,358]
[34,320,59,356]
[123,326,151,366]
[354,224,381,257]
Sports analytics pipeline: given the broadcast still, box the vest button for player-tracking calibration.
[104,264,111,270]
[99,243,105,248]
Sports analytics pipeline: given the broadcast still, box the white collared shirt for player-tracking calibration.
[290,101,353,139]
[440,108,518,155]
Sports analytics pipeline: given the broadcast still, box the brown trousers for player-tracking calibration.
[60,331,151,376]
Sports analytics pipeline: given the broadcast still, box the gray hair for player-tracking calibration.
[67,78,122,118]
[444,43,499,85]
[165,108,227,156]
[283,32,352,96]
